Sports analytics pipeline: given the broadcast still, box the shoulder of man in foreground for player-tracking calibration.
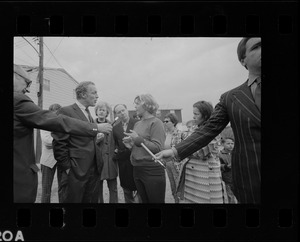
[14,92,33,103]
[223,81,247,95]
[56,104,75,116]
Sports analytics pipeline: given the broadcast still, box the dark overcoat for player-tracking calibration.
[14,93,98,203]
[113,118,138,191]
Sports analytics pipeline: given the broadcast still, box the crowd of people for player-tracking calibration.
[14,37,261,204]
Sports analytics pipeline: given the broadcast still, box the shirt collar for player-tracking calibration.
[76,100,87,111]
[122,118,129,125]
[247,73,261,87]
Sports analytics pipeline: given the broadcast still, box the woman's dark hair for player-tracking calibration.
[193,100,213,123]
[164,112,178,126]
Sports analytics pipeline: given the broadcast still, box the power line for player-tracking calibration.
[15,48,38,65]
[14,56,36,66]
[43,41,64,69]
[45,37,64,65]
[21,37,39,56]
[14,40,28,49]
[42,39,82,82]
[14,38,27,45]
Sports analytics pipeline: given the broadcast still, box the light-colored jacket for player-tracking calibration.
[40,130,57,168]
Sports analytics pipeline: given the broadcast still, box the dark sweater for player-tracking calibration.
[130,117,166,167]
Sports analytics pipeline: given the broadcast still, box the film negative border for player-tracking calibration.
[8,2,296,36]
[0,205,296,241]
[1,1,298,241]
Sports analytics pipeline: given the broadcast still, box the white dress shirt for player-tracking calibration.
[75,100,91,122]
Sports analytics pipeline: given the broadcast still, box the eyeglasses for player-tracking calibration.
[14,71,32,88]
[163,120,170,123]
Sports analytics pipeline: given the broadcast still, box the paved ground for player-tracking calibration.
[35,166,174,203]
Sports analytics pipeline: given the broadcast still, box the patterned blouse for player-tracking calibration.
[164,128,187,171]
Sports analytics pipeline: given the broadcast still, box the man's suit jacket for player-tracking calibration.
[14,93,98,203]
[176,80,261,204]
[113,118,138,191]
[52,103,101,178]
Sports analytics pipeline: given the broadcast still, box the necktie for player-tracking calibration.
[85,107,94,123]
[254,78,261,111]
[123,122,128,132]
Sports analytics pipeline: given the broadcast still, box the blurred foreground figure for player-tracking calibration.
[13,64,107,203]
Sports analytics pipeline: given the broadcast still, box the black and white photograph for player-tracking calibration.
[3,0,298,241]
[13,36,261,204]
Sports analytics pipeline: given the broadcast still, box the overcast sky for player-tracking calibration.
[14,37,248,122]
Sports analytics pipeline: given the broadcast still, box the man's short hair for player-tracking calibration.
[75,81,95,100]
[113,104,127,114]
[237,37,252,64]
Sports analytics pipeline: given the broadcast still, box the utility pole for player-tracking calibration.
[35,37,44,164]
[37,37,44,107]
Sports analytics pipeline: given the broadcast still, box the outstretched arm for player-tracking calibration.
[175,97,229,160]
[14,93,99,137]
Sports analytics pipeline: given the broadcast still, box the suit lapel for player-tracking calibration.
[128,118,137,132]
[116,122,124,138]
[72,103,89,122]
[231,82,261,125]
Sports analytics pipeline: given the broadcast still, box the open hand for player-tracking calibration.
[154,149,175,160]
[122,136,134,149]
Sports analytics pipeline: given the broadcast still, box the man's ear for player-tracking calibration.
[240,58,248,70]
[240,58,246,67]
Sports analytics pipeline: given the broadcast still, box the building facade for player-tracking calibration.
[20,65,79,109]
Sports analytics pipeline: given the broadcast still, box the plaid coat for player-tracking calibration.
[175,80,261,204]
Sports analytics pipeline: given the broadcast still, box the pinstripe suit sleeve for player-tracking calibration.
[175,94,230,160]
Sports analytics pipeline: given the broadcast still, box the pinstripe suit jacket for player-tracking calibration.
[175,80,261,204]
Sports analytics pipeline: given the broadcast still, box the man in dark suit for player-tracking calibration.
[52,81,111,203]
[156,37,261,204]
[13,64,112,203]
[112,104,139,203]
